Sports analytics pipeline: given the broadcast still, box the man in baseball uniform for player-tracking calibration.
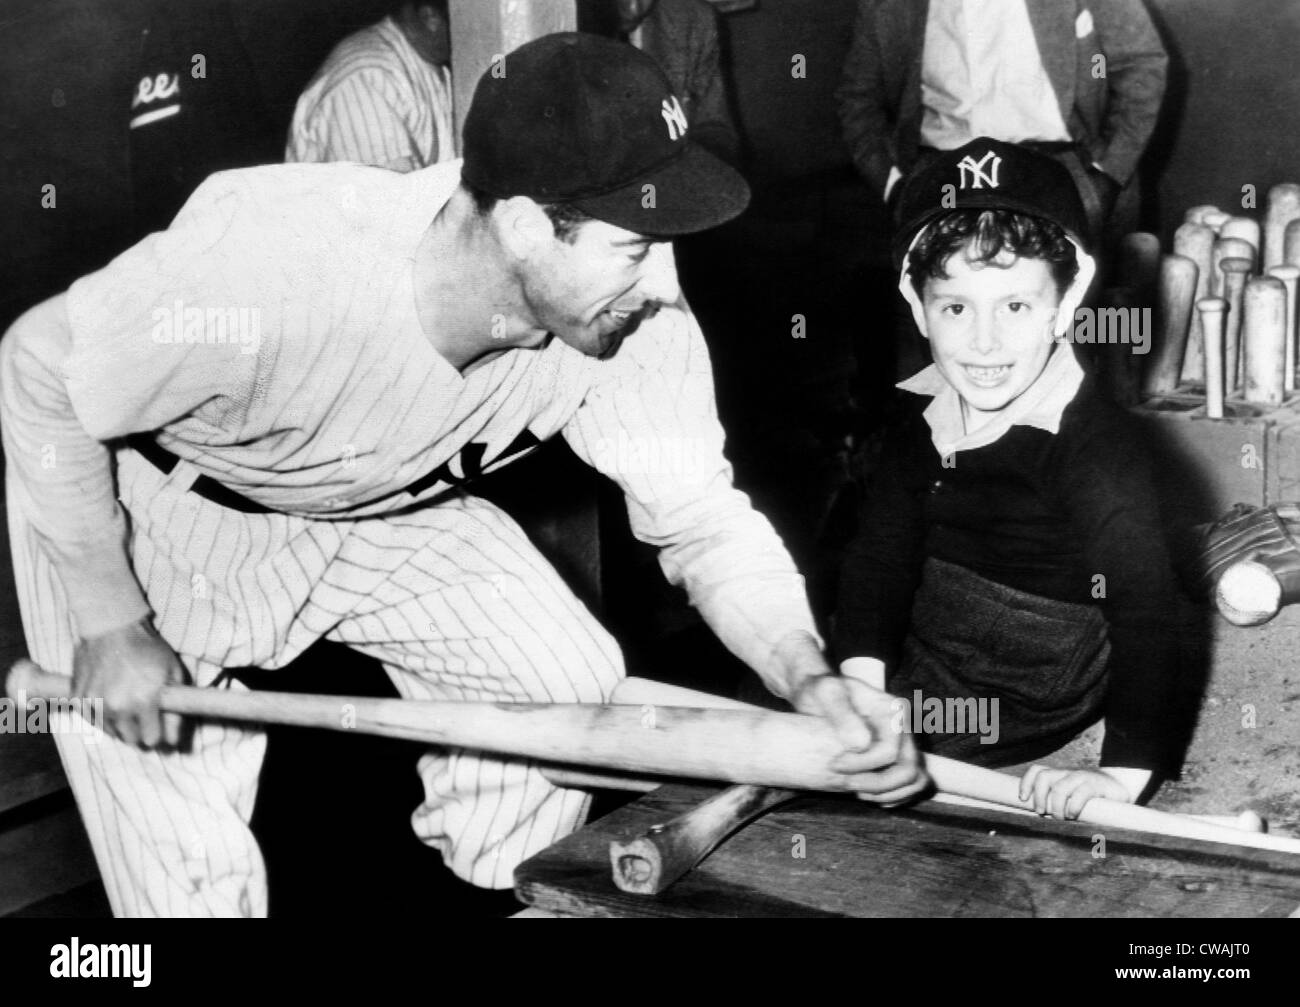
[1,33,924,917]
[286,1,456,171]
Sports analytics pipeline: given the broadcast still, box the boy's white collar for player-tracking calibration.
[898,343,1086,457]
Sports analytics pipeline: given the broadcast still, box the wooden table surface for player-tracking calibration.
[514,784,1300,917]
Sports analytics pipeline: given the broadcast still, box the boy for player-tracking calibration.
[835,138,1183,820]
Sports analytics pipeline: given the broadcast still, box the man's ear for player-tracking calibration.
[495,196,555,260]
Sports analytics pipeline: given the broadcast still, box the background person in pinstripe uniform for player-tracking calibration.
[0,33,924,917]
[287,1,455,170]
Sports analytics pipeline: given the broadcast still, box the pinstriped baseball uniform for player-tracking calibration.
[0,158,819,916]
[286,15,455,171]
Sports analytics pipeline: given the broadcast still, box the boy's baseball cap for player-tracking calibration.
[892,138,1089,267]
[461,32,749,236]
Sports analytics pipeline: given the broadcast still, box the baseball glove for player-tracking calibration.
[1198,502,1300,626]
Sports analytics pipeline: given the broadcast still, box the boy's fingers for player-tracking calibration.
[1031,768,1065,814]
[1018,764,1043,803]
[1045,772,1091,819]
[1061,780,1096,820]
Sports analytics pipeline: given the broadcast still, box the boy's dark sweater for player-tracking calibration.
[835,375,1183,772]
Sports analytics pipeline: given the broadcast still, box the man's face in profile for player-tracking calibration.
[518,214,680,360]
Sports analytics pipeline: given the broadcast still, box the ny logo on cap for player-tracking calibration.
[957,150,1002,190]
[661,96,688,142]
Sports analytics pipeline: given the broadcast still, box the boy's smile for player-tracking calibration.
[919,248,1063,426]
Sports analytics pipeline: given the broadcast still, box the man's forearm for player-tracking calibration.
[0,296,151,638]
[654,504,822,696]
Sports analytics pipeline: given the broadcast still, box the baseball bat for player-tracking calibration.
[933,790,1264,833]
[1203,209,1230,234]
[1285,218,1300,269]
[1196,297,1227,419]
[1220,257,1252,393]
[610,782,798,894]
[611,682,1300,861]
[1145,254,1198,395]
[605,687,1300,893]
[605,678,798,892]
[1220,216,1261,255]
[1173,225,1215,384]
[4,659,852,792]
[605,677,1280,894]
[1243,276,1288,406]
[14,663,1300,864]
[1266,184,1300,269]
[1266,264,1300,394]
[1212,237,1257,297]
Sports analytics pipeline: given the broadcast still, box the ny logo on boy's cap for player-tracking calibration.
[957,150,1002,190]
[661,95,688,141]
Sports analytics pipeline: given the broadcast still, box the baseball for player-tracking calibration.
[1215,560,1283,626]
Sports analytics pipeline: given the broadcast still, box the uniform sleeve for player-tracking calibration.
[1088,0,1168,184]
[62,171,264,440]
[0,171,267,637]
[0,296,151,638]
[560,308,818,697]
[1055,410,1184,774]
[286,69,424,171]
[832,408,929,669]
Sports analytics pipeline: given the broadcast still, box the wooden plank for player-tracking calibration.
[515,784,1300,918]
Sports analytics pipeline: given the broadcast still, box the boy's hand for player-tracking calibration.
[775,633,928,803]
[1018,764,1134,820]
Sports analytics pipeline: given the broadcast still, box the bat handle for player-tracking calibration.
[6,659,73,701]
[610,784,798,895]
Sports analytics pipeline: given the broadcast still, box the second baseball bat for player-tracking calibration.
[1145,254,1198,395]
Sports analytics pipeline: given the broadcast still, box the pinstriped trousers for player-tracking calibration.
[6,446,624,916]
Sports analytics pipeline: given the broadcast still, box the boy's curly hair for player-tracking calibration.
[907,209,1079,297]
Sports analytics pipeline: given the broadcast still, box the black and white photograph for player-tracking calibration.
[0,0,1296,961]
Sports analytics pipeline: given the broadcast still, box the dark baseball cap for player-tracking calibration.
[461,32,749,237]
[892,138,1089,268]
